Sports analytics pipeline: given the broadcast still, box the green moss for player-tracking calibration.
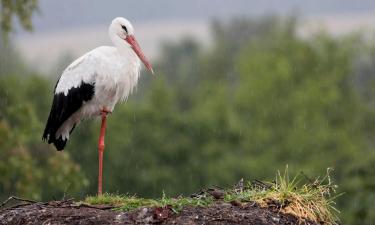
[84,168,340,225]
[85,192,214,213]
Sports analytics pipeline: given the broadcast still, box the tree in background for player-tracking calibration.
[0,0,38,37]
[0,36,88,200]
[66,17,375,224]
[1,8,375,224]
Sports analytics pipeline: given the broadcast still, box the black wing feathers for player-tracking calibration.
[43,81,95,151]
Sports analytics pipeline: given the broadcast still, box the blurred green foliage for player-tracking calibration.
[1,16,375,224]
[0,0,38,37]
[0,42,88,200]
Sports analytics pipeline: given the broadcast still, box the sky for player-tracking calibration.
[26,0,375,32]
[13,0,375,73]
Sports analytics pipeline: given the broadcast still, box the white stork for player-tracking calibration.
[42,17,153,195]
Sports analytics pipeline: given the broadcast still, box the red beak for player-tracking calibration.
[125,35,154,74]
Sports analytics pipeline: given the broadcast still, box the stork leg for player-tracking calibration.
[98,109,109,196]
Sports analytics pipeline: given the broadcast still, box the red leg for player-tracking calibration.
[98,110,108,196]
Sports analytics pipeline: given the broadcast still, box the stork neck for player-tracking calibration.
[111,35,138,60]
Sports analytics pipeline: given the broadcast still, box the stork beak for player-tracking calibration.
[125,35,154,75]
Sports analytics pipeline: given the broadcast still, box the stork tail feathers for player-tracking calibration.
[43,81,95,151]
[42,128,67,151]
[52,137,67,151]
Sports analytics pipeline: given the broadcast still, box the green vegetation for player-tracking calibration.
[1,15,375,224]
[85,193,215,213]
[85,168,340,224]
[0,0,38,37]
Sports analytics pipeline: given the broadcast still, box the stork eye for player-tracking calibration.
[121,25,128,33]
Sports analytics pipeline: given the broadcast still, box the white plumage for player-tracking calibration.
[55,45,141,141]
[43,17,153,151]
[43,17,153,195]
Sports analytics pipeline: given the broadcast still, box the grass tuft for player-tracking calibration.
[224,166,340,224]
[84,167,340,225]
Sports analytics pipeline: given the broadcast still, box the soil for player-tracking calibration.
[0,199,318,225]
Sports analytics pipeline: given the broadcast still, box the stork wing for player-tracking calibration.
[43,53,98,150]
[55,52,99,95]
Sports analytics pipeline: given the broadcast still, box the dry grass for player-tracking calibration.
[85,167,341,225]
[259,167,340,224]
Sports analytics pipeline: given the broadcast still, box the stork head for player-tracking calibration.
[109,17,154,74]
